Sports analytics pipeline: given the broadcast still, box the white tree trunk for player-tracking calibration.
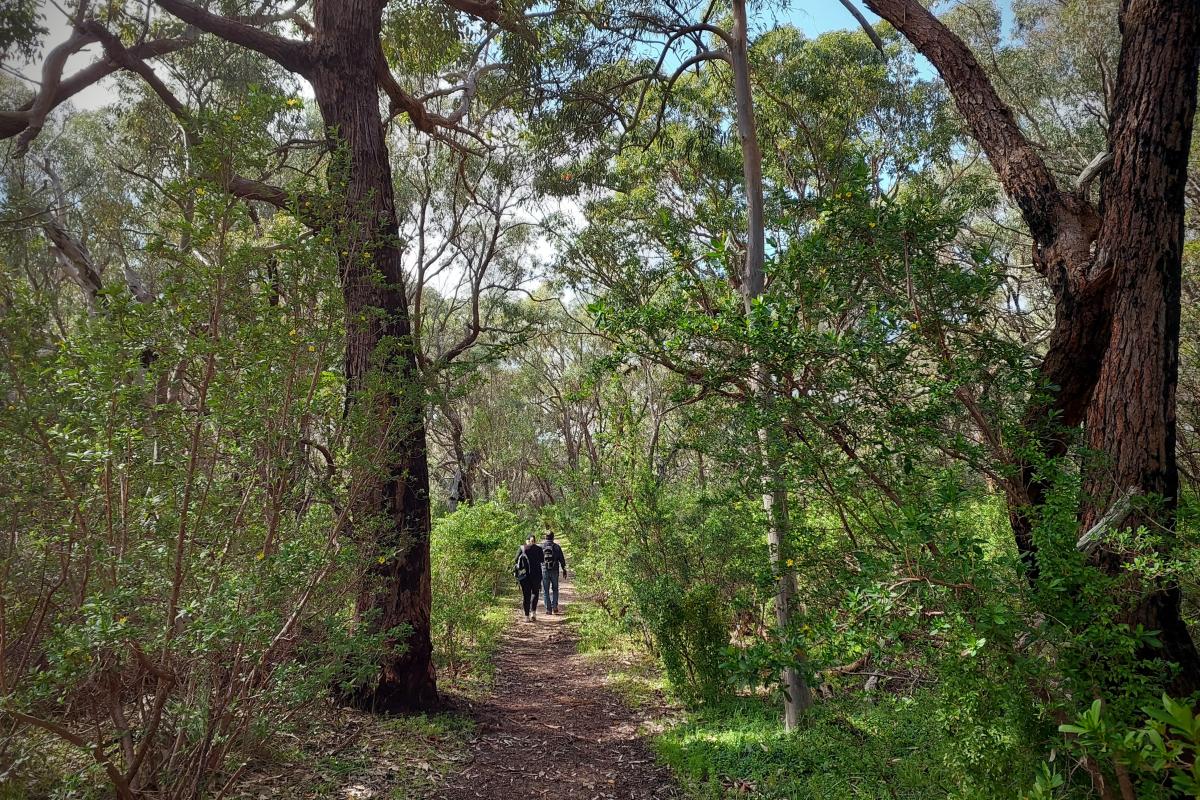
[730,0,812,729]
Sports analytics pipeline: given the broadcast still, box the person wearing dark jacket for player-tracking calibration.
[515,534,544,622]
[539,531,568,615]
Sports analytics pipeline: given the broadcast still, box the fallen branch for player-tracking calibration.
[1076,487,1141,556]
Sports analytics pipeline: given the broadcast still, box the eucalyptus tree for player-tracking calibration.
[853,0,1200,696]
[564,0,887,727]
[395,130,547,508]
[557,0,961,723]
[1,0,538,713]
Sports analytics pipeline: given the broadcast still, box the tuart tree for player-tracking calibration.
[1,0,527,711]
[856,0,1200,694]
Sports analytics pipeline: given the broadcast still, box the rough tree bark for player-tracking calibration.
[307,1,437,711]
[1079,1,1200,688]
[147,0,475,710]
[861,0,1200,695]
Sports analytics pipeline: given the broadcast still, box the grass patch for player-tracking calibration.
[603,652,670,711]
[230,709,476,800]
[437,599,512,699]
[654,692,1042,800]
[383,713,476,798]
[571,600,646,656]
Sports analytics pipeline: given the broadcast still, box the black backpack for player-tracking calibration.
[513,548,530,582]
[542,541,556,571]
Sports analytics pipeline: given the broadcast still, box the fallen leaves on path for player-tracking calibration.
[431,581,683,800]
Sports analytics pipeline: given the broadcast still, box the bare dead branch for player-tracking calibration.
[12,27,98,155]
[837,0,887,56]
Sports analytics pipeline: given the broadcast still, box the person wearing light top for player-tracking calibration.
[538,531,568,615]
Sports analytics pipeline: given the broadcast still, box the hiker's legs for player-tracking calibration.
[521,581,537,617]
[541,570,552,611]
[548,570,560,611]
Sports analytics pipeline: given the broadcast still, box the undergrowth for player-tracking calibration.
[654,693,1048,800]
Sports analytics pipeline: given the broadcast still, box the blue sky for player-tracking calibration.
[788,1,1015,40]
[790,3,883,34]
[20,1,1018,111]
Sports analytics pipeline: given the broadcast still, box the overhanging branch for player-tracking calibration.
[155,0,314,74]
[860,0,1072,245]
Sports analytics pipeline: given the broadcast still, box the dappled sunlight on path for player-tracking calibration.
[429,578,682,799]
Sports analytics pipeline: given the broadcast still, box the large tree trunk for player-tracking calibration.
[1080,0,1200,696]
[311,1,438,712]
[1005,290,1110,582]
[863,0,1200,695]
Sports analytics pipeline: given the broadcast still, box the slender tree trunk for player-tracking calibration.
[311,1,437,711]
[730,0,811,728]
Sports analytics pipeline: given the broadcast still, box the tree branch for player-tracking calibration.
[376,48,489,155]
[836,0,886,56]
[37,162,104,308]
[79,21,319,224]
[155,0,313,74]
[640,49,731,146]
[1077,487,1141,555]
[1075,150,1114,195]
[0,35,192,143]
[441,0,505,24]
[11,27,99,155]
[860,0,1070,244]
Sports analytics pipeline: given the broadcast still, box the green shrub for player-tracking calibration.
[657,691,1048,800]
[430,498,521,683]
[565,482,765,703]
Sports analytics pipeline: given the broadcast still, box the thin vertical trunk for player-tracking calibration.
[311,1,437,711]
[730,0,812,728]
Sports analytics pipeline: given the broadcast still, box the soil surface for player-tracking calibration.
[429,577,682,800]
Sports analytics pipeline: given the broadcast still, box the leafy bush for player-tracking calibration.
[0,176,386,798]
[657,691,1048,800]
[565,481,766,703]
[430,498,521,682]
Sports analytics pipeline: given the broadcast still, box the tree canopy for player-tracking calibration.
[2,1,1199,798]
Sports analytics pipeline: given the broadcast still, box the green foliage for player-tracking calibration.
[566,482,767,704]
[0,0,45,63]
[1051,695,1200,798]
[657,691,1046,799]
[430,498,522,684]
[5,1,1200,799]
[0,103,373,796]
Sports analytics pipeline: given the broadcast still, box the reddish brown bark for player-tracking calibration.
[863,0,1200,694]
[2,0,511,714]
[150,0,442,711]
[306,0,437,712]
[1080,0,1200,692]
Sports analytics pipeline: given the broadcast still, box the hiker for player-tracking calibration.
[513,534,544,622]
[539,530,568,615]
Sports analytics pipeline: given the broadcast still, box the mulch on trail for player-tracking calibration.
[429,578,682,800]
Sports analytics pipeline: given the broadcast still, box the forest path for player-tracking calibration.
[429,576,683,800]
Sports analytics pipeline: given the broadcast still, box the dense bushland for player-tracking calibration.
[3,0,1200,798]
[429,500,520,686]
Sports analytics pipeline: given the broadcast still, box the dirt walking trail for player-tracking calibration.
[430,577,683,800]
